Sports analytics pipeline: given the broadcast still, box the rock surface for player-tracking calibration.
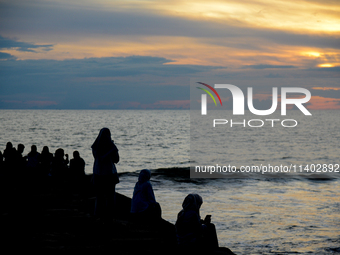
[0,173,236,254]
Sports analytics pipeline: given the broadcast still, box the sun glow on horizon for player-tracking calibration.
[318,63,335,68]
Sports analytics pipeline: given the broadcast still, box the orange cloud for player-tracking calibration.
[312,87,340,91]
[3,0,340,70]
[307,96,340,110]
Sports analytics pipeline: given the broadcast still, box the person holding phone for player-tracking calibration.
[175,193,219,250]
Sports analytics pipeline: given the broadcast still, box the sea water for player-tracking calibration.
[0,110,339,254]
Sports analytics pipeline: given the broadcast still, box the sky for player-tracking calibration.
[0,0,339,109]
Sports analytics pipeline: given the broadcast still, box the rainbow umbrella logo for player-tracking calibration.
[196,82,223,106]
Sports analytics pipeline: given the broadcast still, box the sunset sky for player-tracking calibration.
[0,0,339,109]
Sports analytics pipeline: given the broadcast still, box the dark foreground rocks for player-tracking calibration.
[0,173,236,254]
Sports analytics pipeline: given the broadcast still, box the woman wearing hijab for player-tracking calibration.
[175,194,218,250]
[131,169,161,221]
[91,127,120,223]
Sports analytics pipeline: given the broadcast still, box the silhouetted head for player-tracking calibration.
[138,169,151,183]
[100,127,111,138]
[55,148,64,158]
[96,128,112,145]
[6,142,13,149]
[31,145,37,153]
[91,127,114,155]
[73,150,80,159]
[182,194,203,213]
[17,144,25,153]
[42,146,49,154]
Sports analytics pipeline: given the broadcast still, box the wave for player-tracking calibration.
[118,166,339,183]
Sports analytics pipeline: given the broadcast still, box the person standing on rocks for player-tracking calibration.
[91,127,120,224]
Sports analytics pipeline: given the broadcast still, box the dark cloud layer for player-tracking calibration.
[0,55,222,109]
[0,55,219,78]
[0,35,53,52]
[0,51,16,60]
[1,51,339,109]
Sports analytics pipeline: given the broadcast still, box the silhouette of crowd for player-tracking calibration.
[1,131,220,252]
[0,141,85,182]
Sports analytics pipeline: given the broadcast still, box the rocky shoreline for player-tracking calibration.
[1,173,236,254]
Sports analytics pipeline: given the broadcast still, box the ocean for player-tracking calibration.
[1,109,339,254]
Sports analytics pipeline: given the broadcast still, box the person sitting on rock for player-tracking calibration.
[131,169,161,222]
[175,193,219,250]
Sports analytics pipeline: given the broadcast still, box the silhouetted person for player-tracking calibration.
[175,194,219,251]
[131,169,161,222]
[16,143,27,171]
[26,145,40,173]
[91,127,119,224]
[70,150,86,196]
[3,142,17,170]
[70,151,85,179]
[40,146,53,177]
[51,148,69,179]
